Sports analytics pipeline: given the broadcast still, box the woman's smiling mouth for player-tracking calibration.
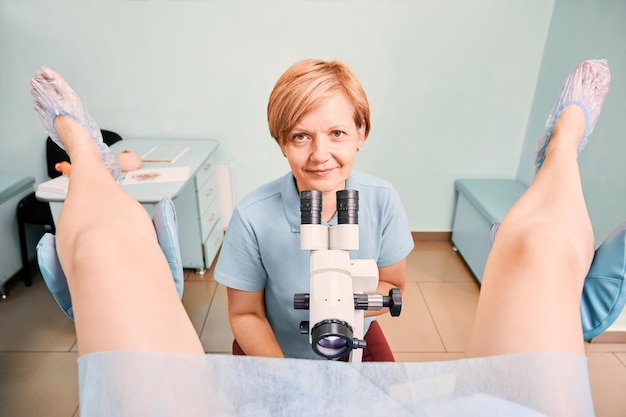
[307,168,335,177]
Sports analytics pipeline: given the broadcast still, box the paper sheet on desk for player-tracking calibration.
[141,146,190,163]
[37,175,69,195]
[122,166,189,185]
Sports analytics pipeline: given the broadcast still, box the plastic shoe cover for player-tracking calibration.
[31,67,121,180]
[535,59,611,172]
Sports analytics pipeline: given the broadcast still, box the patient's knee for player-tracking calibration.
[497,224,593,277]
[59,226,129,271]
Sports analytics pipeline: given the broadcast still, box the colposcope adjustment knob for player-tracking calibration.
[299,321,310,334]
[294,293,310,310]
[353,339,367,350]
[383,288,402,317]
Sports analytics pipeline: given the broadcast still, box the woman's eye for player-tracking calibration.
[332,131,345,138]
[292,133,307,142]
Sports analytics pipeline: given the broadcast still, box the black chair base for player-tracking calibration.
[16,192,55,286]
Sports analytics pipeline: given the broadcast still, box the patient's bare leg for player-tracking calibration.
[467,105,593,356]
[53,116,203,355]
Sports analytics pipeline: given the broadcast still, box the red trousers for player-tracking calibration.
[232,320,395,362]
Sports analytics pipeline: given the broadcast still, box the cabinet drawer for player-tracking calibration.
[203,222,224,269]
[195,159,214,191]
[200,197,221,242]
[197,173,218,216]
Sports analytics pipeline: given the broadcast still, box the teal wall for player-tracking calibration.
[516,0,626,242]
[2,0,555,231]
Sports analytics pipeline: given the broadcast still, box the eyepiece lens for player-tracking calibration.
[337,189,358,225]
[300,190,322,224]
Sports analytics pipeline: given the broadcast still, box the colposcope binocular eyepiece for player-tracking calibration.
[300,190,322,225]
[337,189,358,225]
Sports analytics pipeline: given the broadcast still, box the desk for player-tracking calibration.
[36,138,222,273]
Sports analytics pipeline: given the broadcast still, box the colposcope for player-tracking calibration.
[294,190,402,362]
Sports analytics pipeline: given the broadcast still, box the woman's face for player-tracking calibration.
[280,92,365,196]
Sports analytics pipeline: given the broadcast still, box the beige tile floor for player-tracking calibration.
[1,241,625,416]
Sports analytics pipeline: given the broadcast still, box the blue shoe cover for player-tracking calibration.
[581,222,626,340]
[31,67,121,181]
[535,59,610,172]
[36,197,184,320]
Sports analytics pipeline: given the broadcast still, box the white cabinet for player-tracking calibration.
[174,156,223,273]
